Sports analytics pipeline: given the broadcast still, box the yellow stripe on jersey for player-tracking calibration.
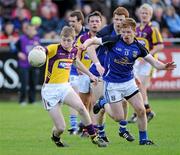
[152,27,163,45]
[76,34,92,69]
[46,44,59,58]
[136,37,150,51]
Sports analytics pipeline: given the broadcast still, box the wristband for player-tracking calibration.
[95,62,101,65]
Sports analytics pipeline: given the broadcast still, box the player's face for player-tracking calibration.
[121,27,135,44]
[113,14,126,34]
[27,25,37,38]
[139,8,152,23]
[60,36,74,51]
[68,16,82,31]
[88,16,102,33]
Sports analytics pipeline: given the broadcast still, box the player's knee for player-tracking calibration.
[56,124,66,133]
[136,107,146,117]
[113,115,124,122]
[77,106,87,116]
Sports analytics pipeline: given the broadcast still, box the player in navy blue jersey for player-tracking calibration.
[80,18,176,145]
[87,7,134,142]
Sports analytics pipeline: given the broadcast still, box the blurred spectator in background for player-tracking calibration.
[38,0,58,18]
[12,8,30,33]
[163,6,180,37]
[0,21,19,51]
[0,0,16,20]
[0,5,5,34]
[11,0,31,20]
[29,0,39,16]
[40,6,59,39]
[31,16,43,37]
[16,24,40,105]
[152,5,170,38]
[152,5,167,30]
[82,4,92,26]
[171,0,180,15]
[90,0,111,24]
[56,10,71,34]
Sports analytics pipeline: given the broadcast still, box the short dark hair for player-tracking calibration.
[87,11,102,23]
[70,10,84,24]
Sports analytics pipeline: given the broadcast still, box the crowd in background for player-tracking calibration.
[0,0,180,48]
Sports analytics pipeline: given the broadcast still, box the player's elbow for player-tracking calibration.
[158,44,164,51]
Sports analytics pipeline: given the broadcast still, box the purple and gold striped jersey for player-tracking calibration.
[44,44,77,84]
[136,22,163,52]
[76,32,92,69]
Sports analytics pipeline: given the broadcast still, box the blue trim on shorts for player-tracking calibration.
[104,81,110,103]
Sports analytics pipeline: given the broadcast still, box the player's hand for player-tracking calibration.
[139,59,145,64]
[95,62,105,76]
[18,52,26,60]
[165,62,176,70]
[89,74,98,85]
[33,45,45,52]
[79,44,87,51]
[135,77,141,87]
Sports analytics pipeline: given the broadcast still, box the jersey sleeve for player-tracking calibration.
[46,44,59,58]
[75,35,83,47]
[101,35,120,46]
[152,27,163,45]
[96,24,113,37]
[137,41,149,58]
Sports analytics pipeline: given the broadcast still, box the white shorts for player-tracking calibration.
[134,59,156,77]
[41,83,72,110]
[78,74,91,93]
[69,75,79,90]
[104,79,139,103]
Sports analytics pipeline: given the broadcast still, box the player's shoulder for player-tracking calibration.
[80,32,90,43]
[46,44,60,52]
[47,43,59,48]
[97,24,114,37]
[81,26,89,35]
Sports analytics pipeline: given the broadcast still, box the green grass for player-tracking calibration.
[0,99,180,155]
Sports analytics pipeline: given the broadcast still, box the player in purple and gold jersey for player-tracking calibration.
[40,26,107,147]
[68,10,89,134]
[129,3,164,123]
[76,11,103,113]
[76,11,103,137]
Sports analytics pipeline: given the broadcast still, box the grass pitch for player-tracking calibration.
[0,99,180,155]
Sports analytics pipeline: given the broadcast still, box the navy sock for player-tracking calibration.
[139,131,148,142]
[98,97,107,108]
[119,120,127,133]
[70,115,78,130]
[98,124,106,137]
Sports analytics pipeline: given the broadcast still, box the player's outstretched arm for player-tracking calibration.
[87,45,105,76]
[79,37,102,51]
[144,54,176,70]
[74,58,98,83]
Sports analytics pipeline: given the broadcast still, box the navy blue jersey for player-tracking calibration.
[70,26,89,75]
[89,24,116,77]
[89,45,107,76]
[101,35,148,83]
[96,24,114,37]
